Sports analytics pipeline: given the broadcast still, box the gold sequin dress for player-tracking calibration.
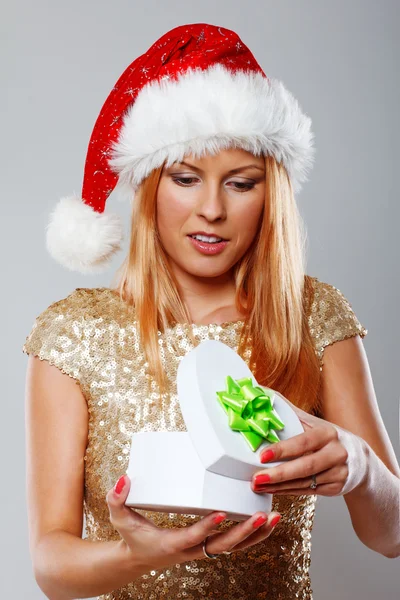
[22,275,367,600]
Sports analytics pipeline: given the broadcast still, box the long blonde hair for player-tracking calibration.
[111,154,322,415]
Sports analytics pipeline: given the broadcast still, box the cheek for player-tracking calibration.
[157,189,190,238]
[234,199,264,242]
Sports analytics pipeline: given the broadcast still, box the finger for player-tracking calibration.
[259,430,321,464]
[253,463,347,493]
[259,419,334,464]
[256,440,341,488]
[254,482,346,496]
[202,511,271,556]
[229,513,282,552]
[105,474,152,530]
[183,512,281,561]
[169,511,228,553]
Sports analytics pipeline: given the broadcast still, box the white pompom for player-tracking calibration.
[45,194,124,274]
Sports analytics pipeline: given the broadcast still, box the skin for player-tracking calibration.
[251,336,400,558]
[26,150,399,599]
[156,147,266,323]
[26,149,283,599]
[105,149,286,564]
[106,148,283,561]
[155,147,400,558]
[109,149,399,555]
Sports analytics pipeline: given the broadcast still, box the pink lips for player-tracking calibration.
[187,235,229,255]
[189,231,227,240]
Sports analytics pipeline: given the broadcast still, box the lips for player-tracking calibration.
[188,233,228,241]
[187,235,229,255]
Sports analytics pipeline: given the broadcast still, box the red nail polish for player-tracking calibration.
[114,475,126,495]
[270,515,281,527]
[213,514,226,525]
[260,449,275,463]
[254,473,271,485]
[254,486,275,494]
[253,515,267,528]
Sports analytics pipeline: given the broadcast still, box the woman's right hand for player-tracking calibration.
[106,474,282,572]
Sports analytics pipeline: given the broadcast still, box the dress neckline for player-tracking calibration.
[104,286,245,329]
[171,318,245,329]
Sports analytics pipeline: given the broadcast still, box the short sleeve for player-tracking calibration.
[308,278,368,369]
[22,289,86,382]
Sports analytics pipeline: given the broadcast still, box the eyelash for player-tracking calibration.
[172,177,255,192]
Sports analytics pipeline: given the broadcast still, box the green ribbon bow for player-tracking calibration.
[216,375,285,452]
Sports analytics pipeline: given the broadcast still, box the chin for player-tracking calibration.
[182,262,232,278]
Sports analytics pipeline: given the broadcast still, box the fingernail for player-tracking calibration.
[260,449,275,463]
[114,475,126,495]
[254,473,271,485]
[213,514,226,525]
[270,515,281,527]
[253,515,268,528]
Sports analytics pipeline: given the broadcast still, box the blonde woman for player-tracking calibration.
[22,23,400,600]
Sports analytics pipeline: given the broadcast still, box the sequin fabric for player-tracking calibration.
[22,276,367,599]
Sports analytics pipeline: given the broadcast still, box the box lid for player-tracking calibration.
[177,339,304,481]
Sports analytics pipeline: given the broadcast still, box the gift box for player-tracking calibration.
[126,339,304,521]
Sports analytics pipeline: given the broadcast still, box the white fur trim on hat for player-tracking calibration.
[108,63,315,196]
[45,194,124,274]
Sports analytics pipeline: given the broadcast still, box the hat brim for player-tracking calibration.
[108,63,315,196]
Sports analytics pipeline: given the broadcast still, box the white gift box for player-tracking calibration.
[126,339,304,521]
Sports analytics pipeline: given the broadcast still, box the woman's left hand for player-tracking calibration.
[251,396,370,497]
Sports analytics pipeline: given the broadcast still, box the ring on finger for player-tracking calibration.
[202,535,220,559]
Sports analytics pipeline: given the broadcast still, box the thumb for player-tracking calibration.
[106,474,134,521]
[106,474,152,528]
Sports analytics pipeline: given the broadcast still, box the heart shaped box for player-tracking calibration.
[126,339,304,521]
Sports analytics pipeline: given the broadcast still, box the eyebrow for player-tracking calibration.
[170,160,265,174]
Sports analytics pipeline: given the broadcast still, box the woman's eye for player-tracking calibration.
[231,182,255,192]
[172,177,255,192]
[173,177,197,186]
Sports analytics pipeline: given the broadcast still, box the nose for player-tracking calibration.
[195,182,227,222]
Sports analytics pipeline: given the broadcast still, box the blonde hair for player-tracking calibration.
[111,154,322,415]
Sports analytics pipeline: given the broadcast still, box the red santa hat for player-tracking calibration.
[46,23,315,274]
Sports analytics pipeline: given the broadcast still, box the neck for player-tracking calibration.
[171,264,241,323]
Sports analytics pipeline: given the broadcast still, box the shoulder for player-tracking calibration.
[25,287,112,329]
[21,287,121,383]
[21,287,117,362]
[306,275,368,364]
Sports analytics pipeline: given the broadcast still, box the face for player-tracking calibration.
[156,147,266,281]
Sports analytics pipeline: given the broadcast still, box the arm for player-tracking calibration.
[319,335,400,558]
[26,355,281,599]
[34,532,143,600]
[25,356,145,599]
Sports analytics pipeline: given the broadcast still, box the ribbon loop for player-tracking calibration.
[216,375,286,451]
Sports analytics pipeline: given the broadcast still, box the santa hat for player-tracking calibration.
[46,23,315,274]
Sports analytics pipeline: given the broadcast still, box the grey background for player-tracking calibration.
[2,0,399,597]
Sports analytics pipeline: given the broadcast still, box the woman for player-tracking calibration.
[22,23,400,600]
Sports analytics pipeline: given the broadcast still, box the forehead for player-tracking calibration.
[168,148,265,171]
